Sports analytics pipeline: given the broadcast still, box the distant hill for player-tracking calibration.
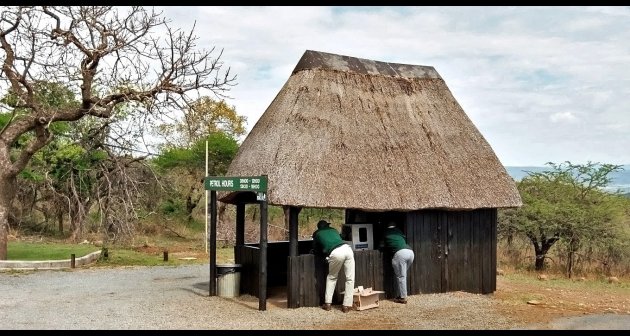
[505,165,630,194]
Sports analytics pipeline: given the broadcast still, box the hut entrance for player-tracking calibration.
[225,204,392,309]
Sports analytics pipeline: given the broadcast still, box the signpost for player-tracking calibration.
[205,175,268,311]
[204,176,268,192]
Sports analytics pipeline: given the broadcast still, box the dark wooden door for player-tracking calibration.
[406,209,497,295]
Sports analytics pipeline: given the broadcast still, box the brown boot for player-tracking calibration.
[341,306,352,313]
[393,297,407,304]
[321,303,332,311]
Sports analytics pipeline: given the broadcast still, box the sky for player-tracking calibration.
[157,6,630,167]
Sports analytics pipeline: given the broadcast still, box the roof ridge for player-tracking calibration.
[292,50,441,80]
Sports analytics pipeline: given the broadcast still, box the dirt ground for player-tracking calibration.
[141,240,630,327]
[9,237,630,329]
[492,275,630,326]
[263,274,630,329]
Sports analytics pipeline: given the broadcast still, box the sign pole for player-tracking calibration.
[258,175,268,311]
[209,190,217,296]
[205,140,208,254]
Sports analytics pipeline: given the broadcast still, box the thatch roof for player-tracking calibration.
[219,50,522,211]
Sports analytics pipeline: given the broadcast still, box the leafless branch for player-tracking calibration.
[1,5,236,174]
[0,6,237,245]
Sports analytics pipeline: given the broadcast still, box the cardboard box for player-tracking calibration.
[349,286,385,311]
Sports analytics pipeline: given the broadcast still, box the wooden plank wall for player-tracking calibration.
[443,208,497,293]
[287,254,327,308]
[405,208,497,294]
[239,208,498,306]
[334,250,385,303]
[482,209,497,293]
[381,250,397,299]
[288,250,385,308]
[236,240,314,296]
[406,210,444,295]
[234,245,259,297]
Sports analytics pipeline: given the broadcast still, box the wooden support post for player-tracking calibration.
[209,190,217,296]
[288,207,301,257]
[259,191,268,311]
[70,254,75,268]
[163,251,168,262]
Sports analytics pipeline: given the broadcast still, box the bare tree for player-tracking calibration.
[0,6,235,259]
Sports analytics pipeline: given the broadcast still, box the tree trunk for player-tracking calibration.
[69,204,84,242]
[0,173,18,260]
[68,198,93,242]
[531,235,559,271]
[58,211,64,233]
[185,196,195,223]
[251,206,258,222]
[535,254,545,270]
[185,184,201,223]
[566,238,579,278]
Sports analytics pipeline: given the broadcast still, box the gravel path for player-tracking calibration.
[0,264,535,330]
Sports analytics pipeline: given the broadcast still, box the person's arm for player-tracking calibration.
[311,232,324,256]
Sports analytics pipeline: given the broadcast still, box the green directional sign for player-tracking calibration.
[204,175,268,192]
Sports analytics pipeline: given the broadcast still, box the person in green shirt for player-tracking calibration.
[312,220,355,313]
[383,221,415,304]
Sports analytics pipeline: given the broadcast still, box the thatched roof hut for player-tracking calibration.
[220,50,522,211]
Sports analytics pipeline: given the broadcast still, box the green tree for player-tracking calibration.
[0,6,235,259]
[151,95,245,225]
[1,81,86,234]
[156,96,246,148]
[499,161,624,274]
[153,132,239,222]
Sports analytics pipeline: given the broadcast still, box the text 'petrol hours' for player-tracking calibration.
[207,179,234,188]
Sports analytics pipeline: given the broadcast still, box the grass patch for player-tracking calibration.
[517,293,546,303]
[94,246,234,267]
[7,239,234,267]
[7,241,100,260]
[503,271,630,292]
[95,248,198,267]
[216,246,235,264]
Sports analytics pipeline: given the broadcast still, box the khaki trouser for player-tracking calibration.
[325,244,355,307]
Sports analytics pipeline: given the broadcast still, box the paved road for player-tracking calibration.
[518,314,630,330]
